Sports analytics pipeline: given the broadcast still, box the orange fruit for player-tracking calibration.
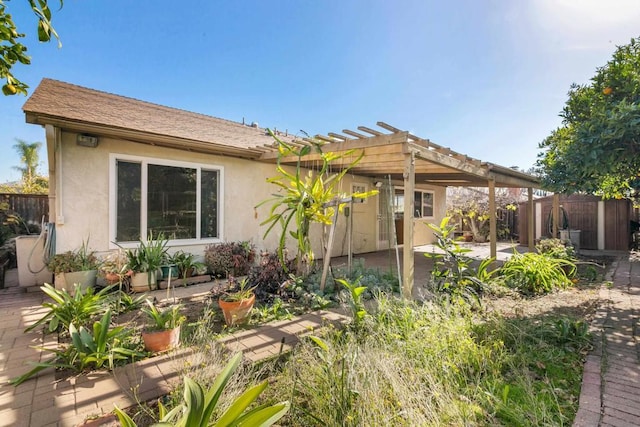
[603,87,613,95]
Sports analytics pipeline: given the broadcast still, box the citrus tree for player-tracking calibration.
[1,0,63,95]
[537,36,640,200]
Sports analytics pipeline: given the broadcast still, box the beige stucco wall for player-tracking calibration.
[53,131,381,260]
[412,184,447,246]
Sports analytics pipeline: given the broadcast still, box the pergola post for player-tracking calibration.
[402,151,415,299]
[45,124,59,226]
[488,179,497,259]
[528,187,534,251]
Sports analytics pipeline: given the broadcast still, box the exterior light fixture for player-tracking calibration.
[76,134,99,148]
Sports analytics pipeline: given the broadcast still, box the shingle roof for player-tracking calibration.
[22,79,288,152]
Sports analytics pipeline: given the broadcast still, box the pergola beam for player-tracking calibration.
[342,129,367,138]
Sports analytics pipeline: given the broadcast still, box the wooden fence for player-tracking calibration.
[0,193,49,225]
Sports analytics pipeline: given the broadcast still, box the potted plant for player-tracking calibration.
[47,241,100,294]
[99,250,132,286]
[140,299,185,352]
[218,277,256,326]
[126,233,168,292]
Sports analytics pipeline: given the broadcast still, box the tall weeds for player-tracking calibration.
[267,295,586,426]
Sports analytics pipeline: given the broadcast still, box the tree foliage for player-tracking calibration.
[446,187,518,240]
[537,37,640,199]
[1,0,62,96]
[2,138,48,193]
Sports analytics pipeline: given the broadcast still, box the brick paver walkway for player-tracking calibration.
[0,282,348,427]
[574,254,640,426]
[4,248,639,426]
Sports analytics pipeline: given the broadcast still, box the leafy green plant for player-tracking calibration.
[536,238,576,261]
[114,352,290,427]
[11,311,143,386]
[500,252,576,295]
[251,298,293,324]
[220,277,257,303]
[171,250,205,280]
[142,300,186,331]
[25,283,111,333]
[336,277,368,330]
[424,217,497,305]
[257,130,376,276]
[47,240,100,273]
[109,291,145,314]
[125,232,168,273]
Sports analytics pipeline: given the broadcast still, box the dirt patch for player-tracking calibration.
[484,255,613,321]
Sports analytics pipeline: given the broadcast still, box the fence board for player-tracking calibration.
[0,193,49,226]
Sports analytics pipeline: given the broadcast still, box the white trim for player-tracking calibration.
[597,201,605,250]
[108,153,224,249]
[395,187,435,219]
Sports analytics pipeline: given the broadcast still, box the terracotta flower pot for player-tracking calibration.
[141,326,181,352]
[218,294,255,326]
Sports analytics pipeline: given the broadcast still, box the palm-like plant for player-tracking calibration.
[12,139,47,193]
[257,130,376,276]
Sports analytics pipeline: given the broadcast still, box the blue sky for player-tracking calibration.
[1,0,640,183]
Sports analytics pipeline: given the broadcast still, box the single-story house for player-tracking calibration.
[23,79,540,296]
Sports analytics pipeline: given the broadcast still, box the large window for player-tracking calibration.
[112,156,222,244]
[393,189,434,219]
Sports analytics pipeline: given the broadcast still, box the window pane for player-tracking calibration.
[116,161,141,242]
[423,192,434,217]
[201,170,219,238]
[414,192,422,218]
[148,164,197,239]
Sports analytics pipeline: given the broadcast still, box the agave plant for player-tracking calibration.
[114,352,290,427]
[11,310,143,386]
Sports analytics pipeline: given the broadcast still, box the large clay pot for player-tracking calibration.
[218,294,255,326]
[130,271,158,292]
[141,326,180,352]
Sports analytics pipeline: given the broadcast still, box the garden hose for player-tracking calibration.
[27,217,56,274]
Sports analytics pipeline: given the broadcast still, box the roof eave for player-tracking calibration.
[24,112,264,160]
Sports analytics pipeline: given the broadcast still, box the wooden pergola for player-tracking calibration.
[255,121,541,298]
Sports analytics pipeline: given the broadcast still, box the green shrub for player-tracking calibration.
[425,217,498,305]
[536,238,576,260]
[500,252,575,295]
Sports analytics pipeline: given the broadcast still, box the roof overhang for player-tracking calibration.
[25,112,269,160]
[256,122,540,189]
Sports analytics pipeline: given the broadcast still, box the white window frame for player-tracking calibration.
[108,153,224,248]
[415,190,435,219]
[393,188,435,219]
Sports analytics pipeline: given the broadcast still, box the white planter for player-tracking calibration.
[63,270,98,295]
[130,271,158,292]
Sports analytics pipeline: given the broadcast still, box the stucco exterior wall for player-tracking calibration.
[400,183,447,246]
[53,131,381,260]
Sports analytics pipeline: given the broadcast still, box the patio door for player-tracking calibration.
[377,181,394,249]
